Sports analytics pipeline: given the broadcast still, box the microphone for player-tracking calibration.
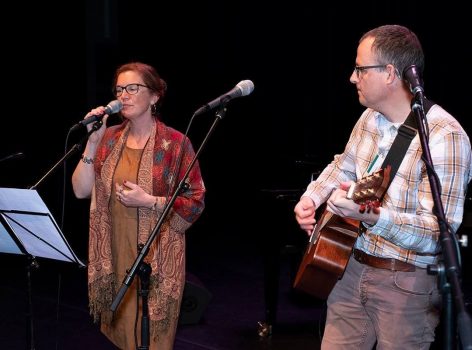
[194,80,254,116]
[403,65,424,98]
[70,100,123,131]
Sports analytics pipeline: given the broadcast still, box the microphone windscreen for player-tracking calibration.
[105,100,123,114]
[236,80,255,96]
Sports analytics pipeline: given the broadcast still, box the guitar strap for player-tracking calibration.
[358,99,433,234]
[380,98,433,188]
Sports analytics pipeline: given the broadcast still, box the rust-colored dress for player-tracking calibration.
[101,145,142,349]
[101,145,173,350]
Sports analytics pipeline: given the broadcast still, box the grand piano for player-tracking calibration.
[256,159,323,337]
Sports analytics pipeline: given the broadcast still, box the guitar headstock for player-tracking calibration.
[346,166,391,214]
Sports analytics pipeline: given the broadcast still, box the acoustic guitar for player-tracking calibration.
[293,166,391,299]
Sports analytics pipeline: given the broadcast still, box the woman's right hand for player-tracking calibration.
[85,106,110,145]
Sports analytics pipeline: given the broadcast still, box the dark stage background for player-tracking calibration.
[0,1,471,349]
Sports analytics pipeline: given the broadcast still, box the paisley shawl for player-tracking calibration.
[87,118,205,337]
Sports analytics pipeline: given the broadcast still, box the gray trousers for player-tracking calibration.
[321,255,440,350]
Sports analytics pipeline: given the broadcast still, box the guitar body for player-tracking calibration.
[293,166,391,299]
[293,211,358,299]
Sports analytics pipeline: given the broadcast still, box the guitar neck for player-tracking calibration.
[346,182,356,200]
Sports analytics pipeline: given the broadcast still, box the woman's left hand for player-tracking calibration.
[115,181,155,208]
[326,181,380,225]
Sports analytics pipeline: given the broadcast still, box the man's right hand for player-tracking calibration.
[294,196,317,235]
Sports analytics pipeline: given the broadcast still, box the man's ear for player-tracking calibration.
[386,64,399,83]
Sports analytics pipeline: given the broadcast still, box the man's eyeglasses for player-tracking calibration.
[114,83,150,97]
[353,65,387,78]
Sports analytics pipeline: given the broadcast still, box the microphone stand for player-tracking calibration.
[29,122,103,190]
[0,151,24,163]
[411,96,472,349]
[136,256,151,349]
[23,122,102,350]
[110,106,227,349]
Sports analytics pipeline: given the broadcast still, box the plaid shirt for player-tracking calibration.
[303,104,472,268]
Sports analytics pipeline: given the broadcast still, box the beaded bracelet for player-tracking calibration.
[81,154,94,164]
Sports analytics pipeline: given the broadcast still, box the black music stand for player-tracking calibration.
[0,187,85,350]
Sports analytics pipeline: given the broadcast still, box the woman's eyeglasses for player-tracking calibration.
[114,83,150,97]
